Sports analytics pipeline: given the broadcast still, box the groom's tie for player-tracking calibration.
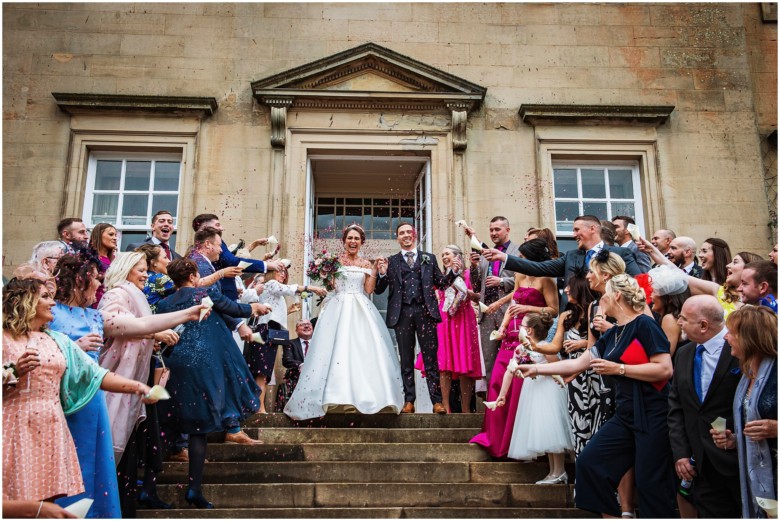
[405,251,415,268]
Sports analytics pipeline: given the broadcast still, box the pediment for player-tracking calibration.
[251,43,486,113]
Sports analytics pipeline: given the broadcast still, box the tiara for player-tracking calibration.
[345,224,365,233]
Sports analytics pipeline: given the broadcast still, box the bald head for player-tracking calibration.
[669,236,697,267]
[651,229,676,254]
[678,295,725,344]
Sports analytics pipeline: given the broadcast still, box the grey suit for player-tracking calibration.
[622,240,651,273]
[469,240,521,380]
[503,244,641,284]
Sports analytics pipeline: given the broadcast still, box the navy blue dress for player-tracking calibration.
[156,286,260,434]
[575,314,676,518]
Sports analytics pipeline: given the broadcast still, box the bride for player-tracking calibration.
[284,224,404,420]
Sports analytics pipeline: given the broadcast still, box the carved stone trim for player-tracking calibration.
[52,93,218,118]
[519,104,674,127]
[263,96,294,149]
[446,101,474,152]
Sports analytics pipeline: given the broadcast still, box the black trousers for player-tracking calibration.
[116,428,139,519]
[692,456,742,518]
[394,302,442,404]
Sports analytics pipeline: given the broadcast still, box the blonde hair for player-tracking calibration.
[103,252,145,291]
[590,251,626,279]
[443,244,464,264]
[726,305,778,376]
[605,273,646,312]
[2,278,44,338]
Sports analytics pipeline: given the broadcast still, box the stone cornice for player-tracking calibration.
[519,104,674,127]
[52,93,218,118]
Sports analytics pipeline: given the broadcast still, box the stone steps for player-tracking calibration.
[208,427,480,444]
[243,412,483,429]
[141,507,591,518]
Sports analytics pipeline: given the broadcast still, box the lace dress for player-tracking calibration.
[284,266,404,420]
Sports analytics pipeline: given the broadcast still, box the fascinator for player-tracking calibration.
[648,265,689,296]
[12,263,56,294]
[594,249,611,264]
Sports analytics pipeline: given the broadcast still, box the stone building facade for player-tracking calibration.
[3,3,777,284]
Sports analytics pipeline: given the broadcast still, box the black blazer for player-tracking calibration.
[282,338,305,370]
[667,339,741,476]
[126,236,182,260]
[374,250,453,328]
[503,245,640,284]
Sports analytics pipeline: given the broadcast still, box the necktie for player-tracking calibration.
[161,242,172,260]
[405,251,415,268]
[303,340,309,357]
[585,249,595,271]
[693,344,705,403]
[492,243,507,276]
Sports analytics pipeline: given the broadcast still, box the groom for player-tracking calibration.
[375,223,460,414]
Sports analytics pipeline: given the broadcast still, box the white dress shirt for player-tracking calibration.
[699,327,727,400]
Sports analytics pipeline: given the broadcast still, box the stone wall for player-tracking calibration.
[3,3,776,276]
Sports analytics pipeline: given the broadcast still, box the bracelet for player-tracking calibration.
[36,501,43,518]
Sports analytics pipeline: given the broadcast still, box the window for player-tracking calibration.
[83,152,182,251]
[552,161,645,238]
[314,197,415,240]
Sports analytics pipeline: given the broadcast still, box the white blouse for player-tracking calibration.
[240,280,298,328]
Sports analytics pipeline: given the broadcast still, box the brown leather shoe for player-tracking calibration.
[432,403,447,414]
[224,430,262,445]
[168,448,189,462]
[401,402,415,413]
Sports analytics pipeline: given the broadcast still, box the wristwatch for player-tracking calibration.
[619,364,626,376]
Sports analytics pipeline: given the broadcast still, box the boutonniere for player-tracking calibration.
[730,367,741,375]
[421,254,431,265]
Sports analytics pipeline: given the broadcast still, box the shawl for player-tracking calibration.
[97,281,154,461]
[45,330,108,416]
[734,357,777,518]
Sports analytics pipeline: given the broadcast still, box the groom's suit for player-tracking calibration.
[375,249,454,405]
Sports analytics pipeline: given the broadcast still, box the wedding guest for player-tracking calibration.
[97,252,205,517]
[436,245,482,414]
[526,227,560,259]
[157,258,265,509]
[48,253,120,518]
[136,244,175,313]
[278,319,314,409]
[470,238,558,457]
[57,217,89,253]
[89,223,118,306]
[517,274,676,517]
[699,238,731,285]
[600,220,617,247]
[548,274,601,456]
[463,217,520,380]
[711,306,777,518]
[29,241,67,275]
[240,265,322,413]
[2,277,163,507]
[770,243,778,265]
[650,229,676,260]
[647,265,691,358]
[667,236,703,278]
[738,260,778,312]
[126,210,180,259]
[612,215,651,273]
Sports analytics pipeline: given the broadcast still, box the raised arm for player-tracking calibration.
[100,306,203,338]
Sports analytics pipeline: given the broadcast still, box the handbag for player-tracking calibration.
[152,353,170,388]
[267,320,290,346]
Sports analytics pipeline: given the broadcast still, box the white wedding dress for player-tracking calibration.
[284,266,404,420]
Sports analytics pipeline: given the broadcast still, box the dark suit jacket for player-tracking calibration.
[667,339,741,476]
[503,244,641,284]
[126,236,182,259]
[215,240,266,301]
[374,249,454,328]
[282,337,306,370]
[190,251,252,330]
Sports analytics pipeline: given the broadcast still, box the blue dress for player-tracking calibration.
[50,303,121,519]
[156,286,261,433]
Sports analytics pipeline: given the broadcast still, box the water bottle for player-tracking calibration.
[678,457,696,496]
[161,323,186,358]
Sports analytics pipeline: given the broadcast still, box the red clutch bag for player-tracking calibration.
[619,339,667,392]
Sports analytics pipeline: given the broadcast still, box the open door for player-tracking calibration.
[413,161,432,252]
[302,157,315,319]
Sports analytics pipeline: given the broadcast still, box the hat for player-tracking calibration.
[648,265,689,296]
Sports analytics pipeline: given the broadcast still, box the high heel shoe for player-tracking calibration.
[137,491,172,509]
[535,471,568,485]
[185,488,214,509]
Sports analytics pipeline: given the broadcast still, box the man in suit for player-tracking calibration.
[612,215,651,273]
[375,223,460,414]
[668,236,704,278]
[668,295,742,518]
[482,215,641,284]
[192,213,282,301]
[462,216,521,380]
[126,210,181,259]
[738,260,778,312]
[56,217,89,253]
[279,319,314,405]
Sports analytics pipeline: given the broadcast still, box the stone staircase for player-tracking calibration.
[143,413,592,518]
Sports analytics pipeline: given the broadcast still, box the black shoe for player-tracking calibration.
[137,491,172,509]
[185,488,214,509]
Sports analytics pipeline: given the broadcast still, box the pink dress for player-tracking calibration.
[470,286,548,458]
[436,271,483,378]
[2,331,83,500]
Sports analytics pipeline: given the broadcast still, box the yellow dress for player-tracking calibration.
[717,286,738,319]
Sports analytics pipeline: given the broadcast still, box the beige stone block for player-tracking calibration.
[633,25,685,47]
[323,3,412,22]
[495,4,559,25]
[95,10,166,35]
[723,89,756,112]
[693,69,751,90]
[180,35,255,60]
[390,42,470,67]
[523,25,577,46]
[26,75,118,100]
[681,27,745,49]
[349,20,439,44]
[439,22,524,45]
[163,13,236,38]
[30,52,91,76]
[264,3,323,20]
[86,54,154,78]
[497,44,562,68]
[450,64,513,88]
[269,39,328,62]
[575,25,635,47]
[483,109,520,132]
[649,4,744,28]
[52,33,123,55]
[558,3,601,26]
[120,3,204,15]
[557,46,610,67]
[676,89,726,111]
[754,72,778,92]
[288,19,351,42]
[413,3,504,24]
[608,47,661,68]
[466,44,503,66]
[599,5,650,26]
[120,33,185,57]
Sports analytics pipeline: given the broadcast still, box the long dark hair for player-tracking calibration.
[563,274,596,333]
[701,237,731,285]
[656,289,691,321]
[89,223,117,258]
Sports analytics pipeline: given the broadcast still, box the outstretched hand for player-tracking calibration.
[482,248,507,263]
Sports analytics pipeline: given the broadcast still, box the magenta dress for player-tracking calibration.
[436,271,483,378]
[470,286,548,458]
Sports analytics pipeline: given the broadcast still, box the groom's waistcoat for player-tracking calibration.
[399,256,422,305]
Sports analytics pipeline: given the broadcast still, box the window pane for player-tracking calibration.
[125,161,152,191]
[583,202,608,220]
[611,202,636,219]
[154,162,181,191]
[120,232,148,252]
[400,207,414,218]
[553,168,578,198]
[91,194,118,224]
[95,160,122,190]
[609,169,634,199]
[400,199,415,207]
[345,206,362,217]
[122,195,148,226]
[345,198,362,206]
[152,195,178,220]
[316,207,334,232]
[362,215,373,231]
[318,198,334,205]
[581,169,606,198]
[555,201,579,233]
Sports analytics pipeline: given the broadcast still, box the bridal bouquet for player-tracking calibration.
[306,250,343,295]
